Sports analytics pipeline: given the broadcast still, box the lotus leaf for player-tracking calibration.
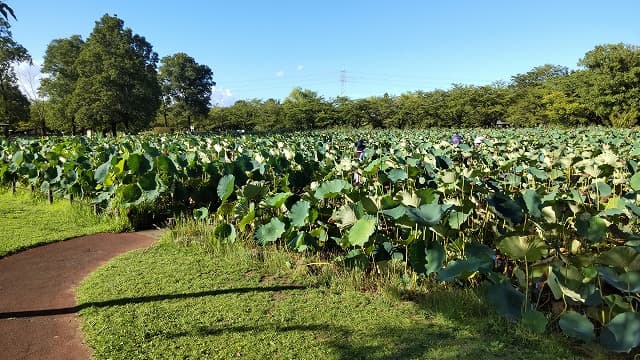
[406,204,453,227]
[423,241,445,275]
[598,267,640,293]
[289,200,310,227]
[94,161,111,183]
[314,179,351,200]
[243,183,268,202]
[346,215,376,247]
[485,281,525,321]
[576,213,607,243]
[497,236,546,261]
[630,172,640,191]
[156,155,177,174]
[593,181,612,198]
[387,168,408,183]
[436,258,488,282]
[360,196,378,214]
[255,218,285,245]
[396,191,420,207]
[264,192,292,208]
[119,183,142,206]
[521,310,548,334]
[600,312,640,353]
[598,246,640,272]
[344,249,370,270]
[217,174,235,203]
[287,231,305,251]
[238,203,255,232]
[331,204,357,229]
[382,205,406,220]
[522,189,542,218]
[448,210,470,229]
[488,192,524,224]
[193,207,209,220]
[559,311,595,342]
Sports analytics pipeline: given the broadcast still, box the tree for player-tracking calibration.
[158,52,214,129]
[578,43,640,124]
[0,2,15,21]
[283,88,330,130]
[224,99,258,130]
[334,96,364,127]
[505,65,570,126]
[40,35,85,133]
[71,14,161,135]
[254,98,283,131]
[0,17,29,128]
[540,71,594,126]
[0,80,28,127]
[368,93,396,128]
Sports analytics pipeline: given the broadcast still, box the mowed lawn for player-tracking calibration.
[0,188,124,257]
[77,235,595,360]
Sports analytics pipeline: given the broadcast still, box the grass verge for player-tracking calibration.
[77,220,596,359]
[0,188,127,257]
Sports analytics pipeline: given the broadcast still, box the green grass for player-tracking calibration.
[0,188,126,257]
[77,229,596,359]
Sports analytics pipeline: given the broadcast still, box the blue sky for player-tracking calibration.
[9,0,640,106]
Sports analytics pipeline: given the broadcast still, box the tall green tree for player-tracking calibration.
[0,17,29,128]
[578,43,640,126]
[71,14,161,135]
[505,65,569,126]
[158,52,214,129]
[40,35,85,133]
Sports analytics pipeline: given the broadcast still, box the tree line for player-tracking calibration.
[209,46,640,131]
[1,7,639,135]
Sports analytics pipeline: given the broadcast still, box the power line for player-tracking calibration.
[340,65,346,96]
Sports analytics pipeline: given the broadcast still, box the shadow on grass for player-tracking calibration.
[143,322,458,360]
[130,288,541,359]
[0,285,307,319]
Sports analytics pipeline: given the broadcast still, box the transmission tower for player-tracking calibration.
[340,66,346,96]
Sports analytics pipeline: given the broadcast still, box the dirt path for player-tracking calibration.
[0,231,161,360]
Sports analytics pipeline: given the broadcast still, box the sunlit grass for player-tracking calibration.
[0,187,127,257]
[76,220,595,360]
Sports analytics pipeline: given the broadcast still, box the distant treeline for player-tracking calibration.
[207,43,640,131]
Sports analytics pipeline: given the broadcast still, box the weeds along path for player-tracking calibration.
[0,231,161,360]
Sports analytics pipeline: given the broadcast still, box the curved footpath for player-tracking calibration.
[0,230,162,360]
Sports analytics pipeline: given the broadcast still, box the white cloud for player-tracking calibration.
[276,70,285,77]
[211,85,236,107]
[296,65,304,71]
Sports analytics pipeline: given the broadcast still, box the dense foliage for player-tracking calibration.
[158,52,215,129]
[0,13,30,129]
[71,15,161,136]
[34,15,210,135]
[2,128,640,352]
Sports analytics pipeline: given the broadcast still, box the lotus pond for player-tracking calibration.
[2,127,640,353]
